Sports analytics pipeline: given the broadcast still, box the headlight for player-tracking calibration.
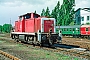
[57,36,61,40]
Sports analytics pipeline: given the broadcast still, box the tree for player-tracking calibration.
[69,20,74,25]
[41,9,45,16]
[51,7,57,20]
[60,0,75,26]
[59,4,65,25]
[45,7,50,17]
[51,1,61,25]
[34,10,37,14]
[50,10,55,18]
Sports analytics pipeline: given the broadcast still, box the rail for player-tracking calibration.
[0,50,20,60]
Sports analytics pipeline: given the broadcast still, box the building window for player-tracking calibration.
[87,16,89,20]
[82,17,84,21]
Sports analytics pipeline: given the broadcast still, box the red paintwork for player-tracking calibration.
[44,20,54,33]
[19,19,25,32]
[80,25,90,35]
[15,12,55,33]
[35,18,41,32]
[25,18,35,33]
[15,21,19,32]
[15,17,25,32]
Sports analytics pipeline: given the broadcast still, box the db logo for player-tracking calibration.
[46,21,51,23]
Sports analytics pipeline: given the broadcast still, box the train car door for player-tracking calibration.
[44,20,54,33]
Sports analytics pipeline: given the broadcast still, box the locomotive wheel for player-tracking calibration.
[12,35,15,39]
[11,34,13,39]
[15,39,19,42]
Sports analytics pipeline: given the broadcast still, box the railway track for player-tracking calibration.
[0,36,90,60]
[0,50,20,60]
[62,37,90,50]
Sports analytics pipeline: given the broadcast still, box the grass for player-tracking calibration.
[15,45,82,60]
[0,40,5,43]
[4,40,82,60]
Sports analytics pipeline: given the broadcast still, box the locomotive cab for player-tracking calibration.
[37,17,62,45]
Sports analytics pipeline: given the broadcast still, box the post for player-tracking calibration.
[10,18,11,33]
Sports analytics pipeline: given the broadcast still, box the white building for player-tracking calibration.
[75,8,90,25]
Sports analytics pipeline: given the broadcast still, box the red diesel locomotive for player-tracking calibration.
[11,13,62,46]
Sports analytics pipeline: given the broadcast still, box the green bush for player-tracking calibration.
[0,25,2,32]
[2,24,12,33]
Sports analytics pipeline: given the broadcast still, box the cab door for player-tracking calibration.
[44,20,54,33]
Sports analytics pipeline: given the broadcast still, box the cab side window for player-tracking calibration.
[25,14,31,19]
[86,28,88,31]
[19,17,22,20]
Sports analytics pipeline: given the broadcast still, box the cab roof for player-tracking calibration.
[19,12,40,17]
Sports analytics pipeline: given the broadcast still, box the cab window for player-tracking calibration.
[78,28,80,31]
[19,17,22,21]
[76,28,79,31]
[65,28,67,31]
[25,14,31,19]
